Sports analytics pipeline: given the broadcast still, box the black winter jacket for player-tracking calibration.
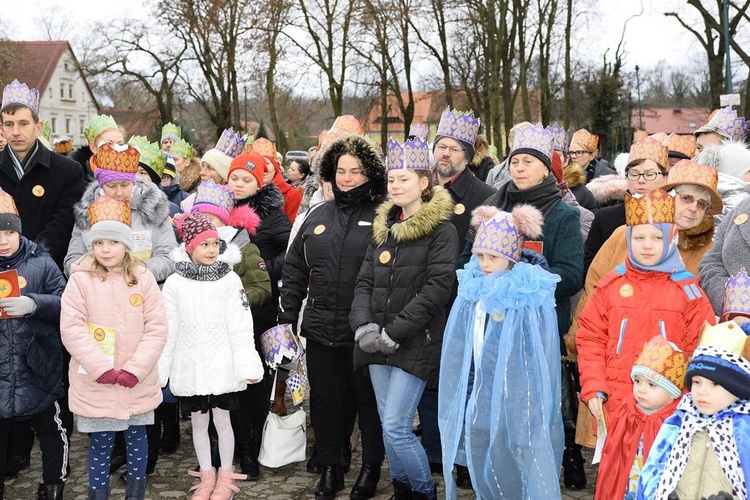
[0,238,66,419]
[349,188,459,384]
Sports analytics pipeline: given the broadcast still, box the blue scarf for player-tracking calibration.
[627,223,686,274]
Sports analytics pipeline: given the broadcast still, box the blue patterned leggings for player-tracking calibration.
[88,426,148,490]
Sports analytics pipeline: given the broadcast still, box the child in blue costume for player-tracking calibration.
[438,204,563,500]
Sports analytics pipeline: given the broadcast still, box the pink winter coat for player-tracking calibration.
[61,255,168,420]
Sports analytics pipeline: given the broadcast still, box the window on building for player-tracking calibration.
[65,118,71,134]
[80,119,85,135]
[51,118,57,133]
[68,85,73,99]
[60,84,65,99]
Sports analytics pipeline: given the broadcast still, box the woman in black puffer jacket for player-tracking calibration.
[349,137,459,500]
[280,135,387,500]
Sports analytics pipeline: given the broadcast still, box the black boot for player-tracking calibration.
[563,446,586,490]
[125,477,147,500]
[350,462,381,500]
[36,483,64,500]
[237,439,260,481]
[339,442,352,474]
[159,402,180,453]
[307,446,321,474]
[455,464,472,489]
[410,485,437,500]
[390,480,411,500]
[315,465,344,500]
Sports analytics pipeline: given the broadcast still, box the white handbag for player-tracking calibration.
[257,373,307,468]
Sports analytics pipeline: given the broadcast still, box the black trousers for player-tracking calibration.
[0,402,68,485]
[306,340,384,466]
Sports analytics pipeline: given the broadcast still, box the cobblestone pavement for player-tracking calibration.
[6,415,597,499]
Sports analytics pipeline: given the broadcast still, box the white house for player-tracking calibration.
[0,40,99,145]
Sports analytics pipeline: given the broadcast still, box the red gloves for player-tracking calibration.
[95,369,138,388]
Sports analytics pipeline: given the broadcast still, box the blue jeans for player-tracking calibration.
[369,364,434,495]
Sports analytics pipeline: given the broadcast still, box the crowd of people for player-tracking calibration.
[1,75,750,500]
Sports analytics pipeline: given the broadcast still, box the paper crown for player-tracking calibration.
[408,123,429,140]
[88,196,132,227]
[260,324,303,369]
[2,80,39,113]
[546,123,568,151]
[54,139,73,155]
[628,137,669,170]
[246,137,277,159]
[132,138,166,177]
[631,336,690,398]
[436,107,480,146]
[471,205,543,263]
[703,107,749,142]
[170,138,193,159]
[39,120,51,142]
[95,144,140,174]
[387,137,430,170]
[695,320,750,360]
[625,189,674,226]
[510,123,553,161]
[665,133,696,159]
[161,122,181,143]
[661,160,722,215]
[215,128,246,158]
[85,115,118,143]
[633,130,649,141]
[570,128,598,152]
[0,189,19,216]
[319,115,365,151]
[193,180,234,220]
[722,268,750,321]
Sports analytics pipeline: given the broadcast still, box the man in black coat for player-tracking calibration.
[0,81,84,271]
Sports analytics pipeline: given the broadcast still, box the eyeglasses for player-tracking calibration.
[676,192,711,211]
[625,170,664,181]
[435,144,464,155]
[568,150,591,159]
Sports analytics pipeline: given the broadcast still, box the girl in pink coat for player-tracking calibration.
[61,195,168,500]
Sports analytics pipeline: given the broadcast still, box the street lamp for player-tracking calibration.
[635,65,643,131]
[723,0,733,93]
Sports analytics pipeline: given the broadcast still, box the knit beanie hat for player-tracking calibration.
[433,107,480,162]
[202,128,246,182]
[177,212,218,254]
[685,320,750,400]
[0,189,21,233]
[227,151,266,188]
[87,196,133,250]
[191,180,234,225]
[630,336,690,399]
[163,154,177,179]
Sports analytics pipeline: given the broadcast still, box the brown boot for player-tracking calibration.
[272,379,288,416]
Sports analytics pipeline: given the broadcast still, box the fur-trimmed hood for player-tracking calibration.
[695,140,750,180]
[372,187,454,245]
[678,212,714,251]
[318,136,387,199]
[587,174,628,205]
[73,181,171,231]
[239,182,285,219]
[563,162,587,189]
[228,204,260,235]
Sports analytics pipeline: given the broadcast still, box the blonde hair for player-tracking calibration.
[89,249,145,286]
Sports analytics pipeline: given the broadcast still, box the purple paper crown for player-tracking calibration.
[473,212,524,263]
[546,123,569,151]
[2,80,39,113]
[722,268,750,320]
[707,107,749,142]
[436,107,480,145]
[511,123,553,161]
[260,324,303,369]
[729,116,750,142]
[408,123,429,140]
[387,137,430,171]
[214,128,246,158]
[193,180,234,213]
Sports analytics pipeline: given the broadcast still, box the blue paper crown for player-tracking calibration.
[546,123,568,151]
[2,80,39,113]
[436,107,480,145]
[215,128,246,158]
[387,137,430,171]
[510,123,553,161]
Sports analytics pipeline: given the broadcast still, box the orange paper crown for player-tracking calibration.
[0,189,19,216]
[633,130,649,141]
[625,189,674,226]
[665,133,696,159]
[631,336,690,397]
[628,137,669,170]
[319,115,365,151]
[246,138,277,159]
[661,160,722,215]
[570,128,598,152]
[95,144,140,174]
[88,196,132,227]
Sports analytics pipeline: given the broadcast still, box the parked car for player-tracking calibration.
[284,150,308,163]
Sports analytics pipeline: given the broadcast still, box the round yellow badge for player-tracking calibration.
[0,279,11,298]
[620,284,634,298]
[93,328,106,342]
[379,250,392,264]
[734,213,749,225]
[32,185,45,197]
[454,203,466,215]
[18,276,26,289]
[129,294,143,307]
[314,224,326,235]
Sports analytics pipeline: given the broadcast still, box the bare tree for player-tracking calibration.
[407,0,455,106]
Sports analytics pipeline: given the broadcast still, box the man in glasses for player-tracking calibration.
[568,129,616,183]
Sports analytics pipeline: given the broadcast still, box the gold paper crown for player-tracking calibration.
[628,137,669,170]
[88,196,132,227]
[696,320,750,360]
[95,144,140,174]
[570,128,598,152]
[320,115,365,151]
[0,189,19,216]
[633,130,649,141]
[247,137,277,159]
[661,160,722,215]
[665,133,696,159]
[624,189,674,226]
[649,132,668,144]
[632,336,690,394]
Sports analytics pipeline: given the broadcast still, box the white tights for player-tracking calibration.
[191,408,235,471]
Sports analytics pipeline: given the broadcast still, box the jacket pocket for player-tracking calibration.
[616,318,628,355]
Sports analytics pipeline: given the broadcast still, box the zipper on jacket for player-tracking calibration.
[384,245,398,323]
[425,329,431,342]
[616,318,628,355]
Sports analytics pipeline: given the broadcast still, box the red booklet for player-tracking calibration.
[0,269,21,319]
[524,241,544,254]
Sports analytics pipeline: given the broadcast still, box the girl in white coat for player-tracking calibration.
[160,212,264,500]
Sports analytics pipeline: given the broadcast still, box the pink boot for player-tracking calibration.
[188,469,216,500]
[210,468,247,499]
